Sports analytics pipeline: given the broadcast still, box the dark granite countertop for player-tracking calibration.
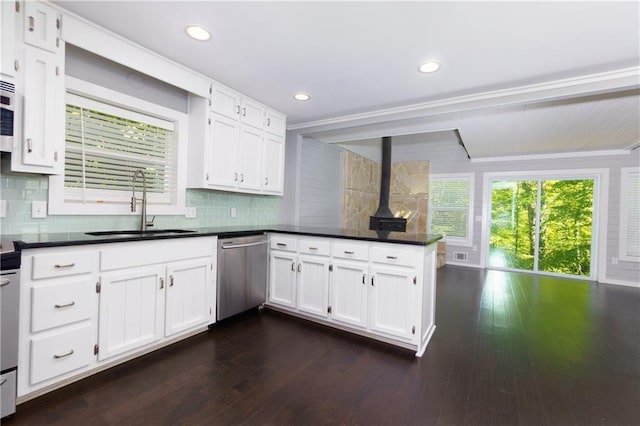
[5,225,442,250]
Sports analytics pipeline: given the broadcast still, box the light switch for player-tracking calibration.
[32,201,47,218]
[185,207,197,218]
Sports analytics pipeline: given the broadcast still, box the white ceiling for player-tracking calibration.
[53,1,640,159]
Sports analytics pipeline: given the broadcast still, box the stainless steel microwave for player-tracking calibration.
[0,79,15,152]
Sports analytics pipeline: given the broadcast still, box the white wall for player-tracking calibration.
[278,135,343,227]
[395,138,640,286]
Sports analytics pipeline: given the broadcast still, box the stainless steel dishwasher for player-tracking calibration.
[217,233,268,321]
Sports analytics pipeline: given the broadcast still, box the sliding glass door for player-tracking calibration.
[488,177,595,278]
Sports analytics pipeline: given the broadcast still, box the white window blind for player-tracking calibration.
[620,167,640,261]
[429,174,473,245]
[64,93,177,205]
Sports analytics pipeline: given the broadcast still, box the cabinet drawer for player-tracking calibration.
[331,242,369,261]
[270,236,297,252]
[31,280,93,333]
[299,239,330,256]
[32,251,93,280]
[30,324,93,385]
[371,247,416,267]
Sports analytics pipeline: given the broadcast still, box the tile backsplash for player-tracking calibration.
[0,169,279,235]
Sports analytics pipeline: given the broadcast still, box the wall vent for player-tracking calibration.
[453,252,468,262]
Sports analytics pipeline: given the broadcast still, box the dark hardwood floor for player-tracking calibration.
[6,266,640,425]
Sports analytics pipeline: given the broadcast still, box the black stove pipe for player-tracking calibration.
[373,136,393,218]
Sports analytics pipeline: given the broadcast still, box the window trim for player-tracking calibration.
[49,76,189,216]
[428,173,475,247]
[619,167,640,262]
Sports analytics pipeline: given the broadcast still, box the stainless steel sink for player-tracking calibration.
[86,229,196,237]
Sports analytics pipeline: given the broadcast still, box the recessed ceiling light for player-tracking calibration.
[294,93,310,101]
[418,61,441,73]
[185,25,211,41]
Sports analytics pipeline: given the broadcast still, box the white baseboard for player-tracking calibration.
[599,277,640,288]
[445,261,483,269]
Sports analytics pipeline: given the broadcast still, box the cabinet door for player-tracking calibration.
[23,1,58,53]
[98,266,165,361]
[1,0,17,77]
[16,46,63,173]
[237,125,262,191]
[262,134,284,195]
[265,109,286,137]
[369,265,417,342]
[239,98,264,129]
[211,84,240,119]
[165,258,211,337]
[209,112,239,189]
[330,260,368,329]
[297,255,330,319]
[269,252,297,309]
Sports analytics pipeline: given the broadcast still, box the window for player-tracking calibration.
[428,173,474,246]
[620,167,640,262]
[49,77,188,215]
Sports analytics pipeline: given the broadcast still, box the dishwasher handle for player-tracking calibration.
[221,240,268,250]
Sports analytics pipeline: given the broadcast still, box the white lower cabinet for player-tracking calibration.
[165,258,212,337]
[267,235,438,356]
[297,255,330,319]
[19,237,216,400]
[97,265,165,361]
[330,260,368,329]
[269,251,297,309]
[369,265,416,342]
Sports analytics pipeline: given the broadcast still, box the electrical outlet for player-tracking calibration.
[0,200,6,218]
[185,207,197,218]
[230,207,237,218]
[32,201,47,218]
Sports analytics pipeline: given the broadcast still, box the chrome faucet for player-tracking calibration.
[131,169,154,232]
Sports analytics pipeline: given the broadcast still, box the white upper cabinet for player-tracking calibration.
[189,83,286,196]
[262,134,285,194]
[1,1,17,77]
[17,46,64,173]
[265,109,286,137]
[211,84,240,119]
[23,1,59,53]
[239,97,265,129]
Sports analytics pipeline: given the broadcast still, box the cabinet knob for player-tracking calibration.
[265,177,269,186]
[28,16,35,32]
[240,173,244,183]
[26,138,33,153]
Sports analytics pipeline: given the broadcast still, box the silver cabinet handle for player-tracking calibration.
[242,107,246,117]
[55,262,75,268]
[53,349,74,359]
[276,242,287,247]
[362,274,366,284]
[26,138,33,153]
[371,276,375,286]
[0,279,10,287]
[169,275,174,287]
[291,262,295,272]
[386,256,397,260]
[265,177,269,186]
[297,263,301,273]
[234,172,238,182]
[309,247,318,251]
[236,105,240,115]
[267,118,271,126]
[159,277,164,289]
[240,174,244,183]
[28,16,35,32]
[344,251,354,255]
[55,301,75,308]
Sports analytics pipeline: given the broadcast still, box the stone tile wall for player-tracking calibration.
[342,151,429,234]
